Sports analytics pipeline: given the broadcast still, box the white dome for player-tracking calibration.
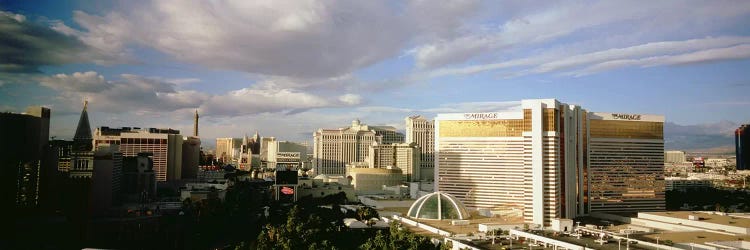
[407,192,470,220]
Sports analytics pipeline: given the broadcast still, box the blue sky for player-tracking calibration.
[1,0,749,149]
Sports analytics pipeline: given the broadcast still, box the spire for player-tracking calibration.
[73,100,93,151]
[193,109,199,137]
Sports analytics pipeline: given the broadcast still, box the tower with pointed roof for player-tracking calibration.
[70,101,95,178]
[73,101,93,152]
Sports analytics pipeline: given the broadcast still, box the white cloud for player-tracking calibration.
[62,0,479,78]
[567,43,750,76]
[426,37,750,79]
[39,72,206,113]
[200,84,361,116]
[413,1,750,69]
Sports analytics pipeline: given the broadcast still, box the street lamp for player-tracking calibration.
[656,236,660,250]
[626,231,630,250]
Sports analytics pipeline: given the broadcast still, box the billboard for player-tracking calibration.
[275,170,298,185]
[693,157,705,169]
[277,186,295,203]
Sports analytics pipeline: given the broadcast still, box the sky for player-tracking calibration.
[1,0,749,150]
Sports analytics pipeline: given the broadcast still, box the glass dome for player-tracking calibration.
[407,192,470,220]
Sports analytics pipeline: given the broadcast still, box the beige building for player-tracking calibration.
[435,99,664,226]
[313,119,404,175]
[215,137,241,163]
[665,150,687,164]
[347,166,403,194]
[367,142,421,182]
[94,127,184,182]
[405,115,435,180]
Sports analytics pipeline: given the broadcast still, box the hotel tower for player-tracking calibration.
[434,99,664,226]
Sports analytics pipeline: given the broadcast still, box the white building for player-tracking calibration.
[94,127,183,182]
[435,99,665,226]
[405,115,435,180]
[313,119,404,175]
[665,150,687,164]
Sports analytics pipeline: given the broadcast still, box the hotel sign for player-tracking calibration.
[463,113,498,120]
[277,152,300,158]
[611,113,642,121]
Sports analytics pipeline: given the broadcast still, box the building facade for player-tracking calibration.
[0,106,51,209]
[313,119,405,175]
[434,99,665,226]
[367,142,421,182]
[405,115,435,180]
[587,112,665,213]
[91,144,123,216]
[737,124,750,170]
[182,136,201,179]
[665,150,687,164]
[93,127,183,182]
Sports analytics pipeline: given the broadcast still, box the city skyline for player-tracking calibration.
[2,1,750,148]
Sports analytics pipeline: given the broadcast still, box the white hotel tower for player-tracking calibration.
[434,99,664,226]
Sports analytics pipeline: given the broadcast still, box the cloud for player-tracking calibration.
[61,0,479,78]
[413,1,750,69]
[425,37,750,79]
[39,71,206,113]
[0,11,88,73]
[567,43,750,76]
[200,85,361,116]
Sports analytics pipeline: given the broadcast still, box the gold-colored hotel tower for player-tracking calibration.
[435,99,664,226]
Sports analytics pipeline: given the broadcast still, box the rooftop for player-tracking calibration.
[641,231,745,244]
[643,211,750,228]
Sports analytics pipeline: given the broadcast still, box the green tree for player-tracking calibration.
[356,206,379,225]
[360,221,441,250]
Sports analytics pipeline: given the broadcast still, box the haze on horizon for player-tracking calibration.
[1,0,749,150]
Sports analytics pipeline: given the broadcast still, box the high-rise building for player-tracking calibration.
[664,150,686,164]
[215,137,243,163]
[0,106,51,209]
[737,124,750,170]
[367,142,421,182]
[182,136,201,179]
[122,153,156,202]
[93,127,183,181]
[435,99,664,226]
[90,144,123,216]
[587,112,664,213]
[313,119,405,175]
[405,115,434,180]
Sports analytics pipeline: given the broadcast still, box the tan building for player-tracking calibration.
[347,166,403,194]
[435,99,664,226]
[405,115,435,180]
[665,150,686,164]
[313,119,404,175]
[367,142,421,182]
[215,137,241,163]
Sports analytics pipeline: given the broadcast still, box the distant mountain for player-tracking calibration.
[664,120,739,152]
